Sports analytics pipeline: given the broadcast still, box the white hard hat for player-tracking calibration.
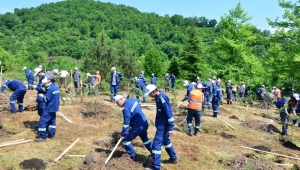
[38,65,42,68]
[183,80,189,86]
[53,69,59,74]
[87,73,90,76]
[197,84,203,89]
[211,80,216,84]
[145,84,157,96]
[152,73,154,76]
[191,82,196,85]
[23,67,27,70]
[41,78,50,84]
[293,93,300,100]
[96,71,99,73]
[228,80,231,83]
[241,82,244,84]
[34,68,42,76]
[111,67,116,70]
[141,71,144,74]
[114,95,124,102]
[74,67,78,70]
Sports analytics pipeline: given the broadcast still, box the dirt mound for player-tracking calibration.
[23,121,38,129]
[19,158,46,170]
[219,107,231,115]
[174,115,188,132]
[80,150,152,170]
[282,141,300,150]
[229,115,239,120]
[219,132,236,139]
[252,145,271,152]
[0,95,10,111]
[81,102,113,120]
[0,126,17,138]
[225,155,283,170]
[240,120,281,134]
[24,103,37,111]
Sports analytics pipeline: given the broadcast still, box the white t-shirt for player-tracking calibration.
[60,70,69,78]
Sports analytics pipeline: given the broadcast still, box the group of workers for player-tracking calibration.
[1,65,60,142]
[4,64,299,170]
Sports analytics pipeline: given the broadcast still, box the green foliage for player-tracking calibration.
[167,57,180,77]
[143,48,168,77]
[210,3,267,87]
[178,24,209,80]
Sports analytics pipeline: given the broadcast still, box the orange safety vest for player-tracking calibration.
[95,75,102,84]
[275,89,281,99]
[188,89,204,110]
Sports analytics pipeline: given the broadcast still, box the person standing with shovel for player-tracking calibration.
[114,95,152,161]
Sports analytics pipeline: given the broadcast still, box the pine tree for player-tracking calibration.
[178,24,208,81]
[167,57,180,77]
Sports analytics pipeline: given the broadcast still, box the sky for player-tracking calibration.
[0,0,296,31]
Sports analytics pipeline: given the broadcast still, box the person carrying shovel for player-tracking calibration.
[114,95,152,161]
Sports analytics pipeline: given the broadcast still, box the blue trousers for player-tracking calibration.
[171,83,175,90]
[151,128,177,170]
[122,125,152,159]
[110,85,119,101]
[186,109,202,133]
[136,86,146,102]
[10,88,27,113]
[202,92,211,110]
[212,100,219,117]
[28,79,34,90]
[280,111,289,133]
[37,101,46,116]
[38,110,56,139]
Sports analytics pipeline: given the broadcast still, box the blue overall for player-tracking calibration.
[202,82,211,110]
[37,83,60,139]
[151,92,177,170]
[35,75,46,116]
[1,80,27,113]
[25,69,34,90]
[212,85,221,117]
[121,99,152,159]
[150,77,158,85]
[170,76,176,91]
[110,72,123,101]
[182,84,195,101]
[136,79,146,102]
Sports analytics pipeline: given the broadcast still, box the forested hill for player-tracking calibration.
[0,0,217,59]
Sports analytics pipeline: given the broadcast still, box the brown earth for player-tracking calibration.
[19,158,46,170]
[0,90,300,170]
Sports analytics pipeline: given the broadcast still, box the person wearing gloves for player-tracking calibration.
[144,84,178,170]
[187,84,204,136]
[32,67,47,116]
[114,95,152,160]
[1,80,27,113]
[35,78,60,142]
[211,80,221,117]
[23,67,34,90]
[182,80,195,102]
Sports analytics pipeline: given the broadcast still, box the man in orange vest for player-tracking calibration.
[274,87,281,100]
[187,84,204,136]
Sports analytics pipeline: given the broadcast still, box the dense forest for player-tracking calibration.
[0,0,299,92]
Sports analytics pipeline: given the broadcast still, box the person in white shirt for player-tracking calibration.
[240,82,245,98]
[59,70,69,89]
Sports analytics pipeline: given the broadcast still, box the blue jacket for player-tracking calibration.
[139,74,145,82]
[202,82,212,94]
[25,69,34,81]
[155,92,174,131]
[171,76,176,84]
[182,83,195,101]
[212,85,221,102]
[121,99,148,137]
[1,80,26,92]
[110,72,123,86]
[39,83,60,112]
[136,79,145,90]
[35,75,47,102]
[150,77,158,85]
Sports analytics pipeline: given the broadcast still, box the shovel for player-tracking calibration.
[104,138,123,167]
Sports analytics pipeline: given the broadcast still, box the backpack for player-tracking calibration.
[276,98,285,109]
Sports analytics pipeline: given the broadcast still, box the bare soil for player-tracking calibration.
[19,158,46,170]
[240,120,281,134]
